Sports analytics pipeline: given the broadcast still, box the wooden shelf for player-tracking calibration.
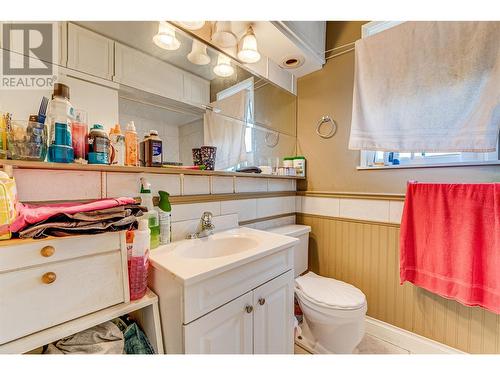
[0,289,163,354]
[0,159,305,180]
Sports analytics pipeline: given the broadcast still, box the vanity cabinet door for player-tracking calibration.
[183,291,253,354]
[253,270,294,354]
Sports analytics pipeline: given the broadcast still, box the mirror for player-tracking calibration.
[76,21,297,171]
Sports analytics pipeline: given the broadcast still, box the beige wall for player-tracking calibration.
[296,21,499,194]
[297,213,500,353]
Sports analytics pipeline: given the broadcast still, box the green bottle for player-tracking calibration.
[139,177,160,249]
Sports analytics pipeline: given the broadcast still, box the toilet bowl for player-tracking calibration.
[266,224,367,354]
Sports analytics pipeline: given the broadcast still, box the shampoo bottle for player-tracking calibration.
[139,177,160,249]
[125,121,139,166]
[129,219,150,301]
[157,190,172,244]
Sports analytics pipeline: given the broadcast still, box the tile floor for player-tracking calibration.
[294,333,410,354]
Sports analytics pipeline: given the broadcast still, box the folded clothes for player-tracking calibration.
[18,204,145,239]
[10,197,136,233]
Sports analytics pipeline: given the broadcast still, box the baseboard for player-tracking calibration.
[365,317,466,354]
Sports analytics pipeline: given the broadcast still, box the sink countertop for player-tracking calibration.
[149,227,298,286]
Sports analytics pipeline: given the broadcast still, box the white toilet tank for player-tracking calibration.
[267,225,311,277]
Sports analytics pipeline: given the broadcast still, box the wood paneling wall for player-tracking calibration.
[297,213,500,354]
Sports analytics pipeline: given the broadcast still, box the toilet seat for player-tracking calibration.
[295,272,366,311]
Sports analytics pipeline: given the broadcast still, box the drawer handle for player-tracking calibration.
[245,305,253,314]
[40,246,55,257]
[42,272,57,284]
[258,298,266,306]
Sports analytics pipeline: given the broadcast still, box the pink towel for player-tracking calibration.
[10,197,136,233]
[400,182,500,313]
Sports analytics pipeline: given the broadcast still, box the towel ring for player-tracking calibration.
[265,131,279,148]
[316,116,337,139]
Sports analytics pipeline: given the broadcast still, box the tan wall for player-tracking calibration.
[297,213,500,353]
[296,21,500,194]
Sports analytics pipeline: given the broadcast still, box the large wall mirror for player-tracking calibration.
[77,21,297,172]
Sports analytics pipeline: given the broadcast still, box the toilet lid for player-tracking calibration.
[295,272,366,310]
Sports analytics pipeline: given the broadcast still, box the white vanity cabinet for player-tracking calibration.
[149,240,296,355]
[183,270,294,354]
[67,23,114,80]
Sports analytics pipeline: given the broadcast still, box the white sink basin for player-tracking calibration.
[175,235,260,259]
[149,227,298,285]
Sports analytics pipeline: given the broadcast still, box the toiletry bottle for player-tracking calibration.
[47,83,75,163]
[88,124,110,164]
[145,130,163,167]
[129,219,150,301]
[125,121,139,166]
[157,190,172,245]
[109,124,125,166]
[139,177,160,249]
[139,132,149,167]
[72,109,88,162]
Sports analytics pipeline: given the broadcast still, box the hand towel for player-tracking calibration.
[400,182,500,313]
[349,21,500,152]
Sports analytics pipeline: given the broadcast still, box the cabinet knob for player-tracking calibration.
[258,298,266,306]
[42,272,57,284]
[40,246,55,257]
[245,305,253,314]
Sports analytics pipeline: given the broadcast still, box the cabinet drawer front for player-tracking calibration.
[183,291,253,354]
[0,251,125,344]
[0,232,122,273]
[183,247,293,323]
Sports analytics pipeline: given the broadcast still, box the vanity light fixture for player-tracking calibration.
[211,21,237,48]
[178,21,205,30]
[213,53,234,77]
[187,40,211,65]
[237,25,261,63]
[153,21,181,50]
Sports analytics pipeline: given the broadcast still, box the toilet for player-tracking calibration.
[266,224,367,354]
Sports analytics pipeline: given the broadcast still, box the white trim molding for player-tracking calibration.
[365,317,466,354]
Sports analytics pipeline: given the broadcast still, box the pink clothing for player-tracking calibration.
[400,182,500,313]
[10,197,136,233]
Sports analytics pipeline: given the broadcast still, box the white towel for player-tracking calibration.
[349,21,500,152]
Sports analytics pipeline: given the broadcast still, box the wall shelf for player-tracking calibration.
[0,159,305,180]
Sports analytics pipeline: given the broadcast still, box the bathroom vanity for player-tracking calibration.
[149,227,298,354]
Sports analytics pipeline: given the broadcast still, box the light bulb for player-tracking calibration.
[237,26,260,63]
[213,53,234,77]
[187,40,211,65]
[153,21,181,50]
[178,21,205,30]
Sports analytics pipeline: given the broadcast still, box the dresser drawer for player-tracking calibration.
[0,250,125,344]
[0,232,123,273]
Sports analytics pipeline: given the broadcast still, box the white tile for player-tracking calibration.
[14,169,101,202]
[301,197,340,217]
[295,196,302,213]
[389,201,405,224]
[182,175,210,195]
[234,177,268,193]
[267,178,295,192]
[339,198,390,222]
[106,172,181,198]
[171,202,221,223]
[211,176,234,194]
[256,196,296,218]
[220,199,257,222]
[171,214,238,242]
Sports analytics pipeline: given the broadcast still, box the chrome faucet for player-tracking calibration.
[186,211,215,239]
